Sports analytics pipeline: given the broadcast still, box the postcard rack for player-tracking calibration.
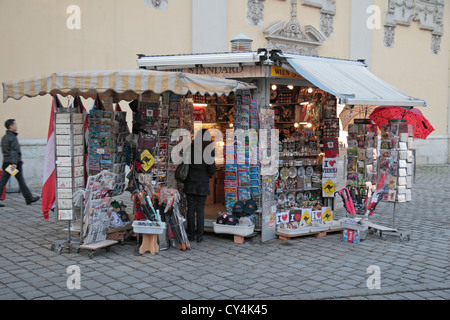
[50,108,85,254]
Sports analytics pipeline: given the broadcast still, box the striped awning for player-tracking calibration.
[2,69,256,103]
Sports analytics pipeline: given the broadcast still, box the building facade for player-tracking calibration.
[0,0,448,187]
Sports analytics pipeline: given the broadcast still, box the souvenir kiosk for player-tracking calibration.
[2,69,256,255]
[137,49,427,243]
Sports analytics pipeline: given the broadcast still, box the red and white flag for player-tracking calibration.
[41,96,58,220]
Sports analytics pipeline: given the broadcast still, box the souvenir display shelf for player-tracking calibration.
[54,109,85,221]
[87,110,128,195]
[346,121,379,215]
[223,91,261,212]
[379,120,415,204]
[339,119,414,243]
[50,109,85,254]
[273,86,341,237]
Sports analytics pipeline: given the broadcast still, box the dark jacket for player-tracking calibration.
[1,130,21,164]
[183,142,216,196]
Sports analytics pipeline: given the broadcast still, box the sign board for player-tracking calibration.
[322,178,337,197]
[322,158,338,178]
[321,207,333,222]
[166,65,265,78]
[140,150,155,173]
[270,66,304,79]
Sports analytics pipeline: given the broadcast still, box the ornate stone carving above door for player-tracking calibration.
[383,0,445,55]
[264,0,325,56]
[301,0,336,38]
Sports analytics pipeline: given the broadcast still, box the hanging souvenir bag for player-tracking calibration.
[138,125,158,150]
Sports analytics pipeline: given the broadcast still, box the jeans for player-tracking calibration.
[186,194,207,239]
[0,162,33,201]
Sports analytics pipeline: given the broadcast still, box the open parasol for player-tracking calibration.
[369,106,434,139]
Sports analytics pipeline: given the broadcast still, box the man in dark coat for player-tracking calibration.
[0,119,40,207]
[183,129,216,243]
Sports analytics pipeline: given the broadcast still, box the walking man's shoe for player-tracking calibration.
[0,202,4,207]
[26,196,40,205]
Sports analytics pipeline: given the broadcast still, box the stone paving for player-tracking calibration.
[0,165,449,301]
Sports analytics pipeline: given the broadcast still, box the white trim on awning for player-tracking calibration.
[282,54,427,107]
[2,69,256,103]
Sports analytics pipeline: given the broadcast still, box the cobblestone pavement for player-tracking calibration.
[0,165,449,301]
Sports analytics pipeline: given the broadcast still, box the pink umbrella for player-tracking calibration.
[369,106,434,139]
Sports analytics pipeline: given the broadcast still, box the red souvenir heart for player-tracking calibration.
[282,214,288,221]
[329,160,336,167]
[316,212,322,218]
[294,214,301,221]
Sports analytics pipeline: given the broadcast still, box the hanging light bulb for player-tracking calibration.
[307,87,313,93]
[287,85,294,90]
[271,84,277,90]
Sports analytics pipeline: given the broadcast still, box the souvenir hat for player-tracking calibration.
[226,214,239,226]
[243,199,258,215]
[232,201,245,214]
[111,201,121,209]
[216,215,228,225]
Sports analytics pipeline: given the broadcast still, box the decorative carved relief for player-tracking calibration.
[301,0,336,38]
[384,26,395,49]
[247,0,265,27]
[144,0,168,10]
[264,0,325,56]
[383,0,444,55]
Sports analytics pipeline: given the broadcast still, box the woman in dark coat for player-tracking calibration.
[184,129,216,243]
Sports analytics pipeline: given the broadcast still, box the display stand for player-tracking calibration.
[50,106,85,254]
[139,234,159,255]
[272,88,342,240]
[367,120,413,242]
[340,120,413,242]
[365,167,411,242]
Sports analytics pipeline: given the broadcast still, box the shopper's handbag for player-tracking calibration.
[175,163,189,183]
